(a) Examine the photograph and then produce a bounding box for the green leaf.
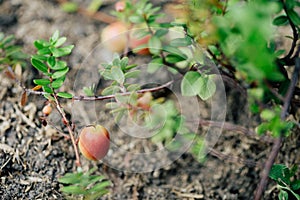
[54,37,67,47]
[181,71,201,96]
[47,56,56,68]
[58,172,83,184]
[51,77,65,89]
[154,29,168,38]
[165,54,186,63]
[111,66,125,84]
[31,58,48,73]
[57,92,73,98]
[292,180,300,191]
[148,36,162,55]
[60,185,87,195]
[273,15,289,26]
[50,30,59,44]
[197,76,216,100]
[50,45,74,57]
[52,60,67,70]
[33,79,50,86]
[170,37,192,47]
[129,15,145,23]
[37,47,51,55]
[34,39,50,49]
[127,84,140,91]
[60,2,79,13]
[278,190,288,200]
[101,85,120,95]
[52,67,69,79]
[124,70,141,79]
[269,164,291,186]
[31,55,48,61]
[147,57,163,73]
[87,181,111,193]
[43,85,53,94]
[288,9,300,25]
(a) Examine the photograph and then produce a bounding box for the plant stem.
[254,47,300,199]
[53,94,81,167]
[73,80,173,101]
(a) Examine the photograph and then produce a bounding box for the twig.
[254,46,300,200]
[73,80,173,101]
[53,94,81,167]
[208,148,259,167]
[197,119,274,143]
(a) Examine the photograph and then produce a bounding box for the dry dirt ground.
[0,0,299,199]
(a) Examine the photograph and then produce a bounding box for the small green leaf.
[60,185,87,195]
[292,180,300,191]
[197,76,216,100]
[31,58,48,73]
[269,164,291,186]
[148,36,162,55]
[165,54,186,63]
[278,190,288,200]
[101,85,120,95]
[34,39,50,49]
[50,30,59,44]
[37,47,51,55]
[124,70,140,79]
[54,37,67,47]
[50,45,74,57]
[52,67,69,79]
[87,181,111,193]
[181,71,201,96]
[273,15,289,26]
[170,37,192,47]
[288,9,300,25]
[47,56,56,68]
[33,79,51,86]
[58,172,83,184]
[43,85,53,94]
[60,2,79,13]
[57,92,73,98]
[111,66,125,84]
[51,77,65,89]
[31,55,48,61]
[129,15,145,23]
[52,60,67,70]
[154,29,168,38]
[147,57,163,73]
[127,84,140,91]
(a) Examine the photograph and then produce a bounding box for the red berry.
[78,125,110,161]
[115,1,126,12]
[101,22,128,52]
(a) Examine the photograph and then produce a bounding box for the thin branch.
[254,46,300,200]
[53,94,81,167]
[197,119,274,143]
[73,80,173,101]
[208,148,260,168]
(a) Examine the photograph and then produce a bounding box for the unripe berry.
[78,125,110,161]
[42,104,52,116]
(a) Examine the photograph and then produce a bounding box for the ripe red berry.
[101,22,128,52]
[78,125,110,161]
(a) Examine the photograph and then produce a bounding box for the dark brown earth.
[0,0,299,199]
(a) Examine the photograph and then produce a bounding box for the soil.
[0,0,299,199]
